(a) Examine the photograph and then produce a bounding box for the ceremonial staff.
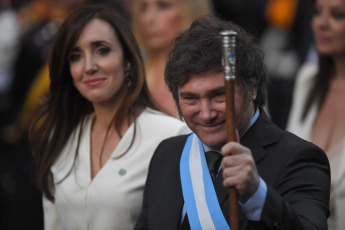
[220,30,239,230]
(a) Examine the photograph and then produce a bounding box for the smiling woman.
[69,19,126,108]
[29,5,190,230]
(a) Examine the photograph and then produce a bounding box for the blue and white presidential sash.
[180,133,230,230]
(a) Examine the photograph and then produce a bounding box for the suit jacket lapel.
[215,169,228,207]
[172,164,185,227]
[241,109,279,164]
[172,135,189,228]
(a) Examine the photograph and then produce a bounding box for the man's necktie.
[181,214,190,230]
[205,150,223,182]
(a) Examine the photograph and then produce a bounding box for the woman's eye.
[69,53,80,62]
[332,11,345,20]
[157,0,172,10]
[98,47,110,55]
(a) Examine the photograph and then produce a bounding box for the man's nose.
[199,100,217,121]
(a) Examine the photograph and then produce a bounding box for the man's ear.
[252,88,258,101]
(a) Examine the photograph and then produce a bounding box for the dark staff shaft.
[225,79,239,230]
[220,30,239,230]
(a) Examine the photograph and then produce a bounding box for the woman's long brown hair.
[301,55,334,120]
[302,0,335,120]
[29,5,155,202]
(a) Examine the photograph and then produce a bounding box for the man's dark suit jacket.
[135,110,330,230]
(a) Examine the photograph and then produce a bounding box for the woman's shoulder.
[295,61,318,85]
[291,61,318,103]
[286,62,318,135]
[139,108,182,123]
[137,108,190,133]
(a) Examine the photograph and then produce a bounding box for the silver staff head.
[220,30,237,81]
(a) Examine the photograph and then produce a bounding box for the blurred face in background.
[312,0,345,57]
[137,0,185,52]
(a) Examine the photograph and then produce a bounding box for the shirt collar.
[240,108,260,138]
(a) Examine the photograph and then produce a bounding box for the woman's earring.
[124,62,132,87]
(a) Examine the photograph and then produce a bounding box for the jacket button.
[273,221,282,229]
[119,168,126,176]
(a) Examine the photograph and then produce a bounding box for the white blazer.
[287,62,345,230]
[43,108,191,230]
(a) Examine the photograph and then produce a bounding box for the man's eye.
[183,97,197,104]
[214,92,225,102]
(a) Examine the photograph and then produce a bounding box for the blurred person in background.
[1,0,86,146]
[1,0,86,229]
[0,2,26,230]
[132,0,214,118]
[287,0,345,229]
[0,5,20,102]
[29,5,189,230]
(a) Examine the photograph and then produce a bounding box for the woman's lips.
[315,34,331,44]
[84,78,106,87]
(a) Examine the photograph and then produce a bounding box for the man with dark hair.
[135,15,330,230]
